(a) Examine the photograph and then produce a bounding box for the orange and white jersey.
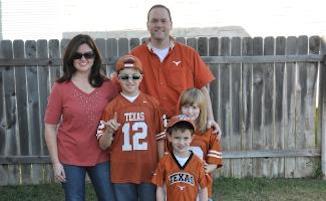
[152,152,210,201]
[99,92,163,184]
[190,128,222,167]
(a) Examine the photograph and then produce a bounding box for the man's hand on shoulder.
[207,119,221,140]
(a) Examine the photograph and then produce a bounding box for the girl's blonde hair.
[179,88,208,133]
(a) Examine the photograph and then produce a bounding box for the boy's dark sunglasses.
[72,52,95,60]
[119,74,141,81]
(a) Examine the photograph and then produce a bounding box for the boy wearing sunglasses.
[96,54,165,201]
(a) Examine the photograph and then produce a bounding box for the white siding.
[2,0,63,40]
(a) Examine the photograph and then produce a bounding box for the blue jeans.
[62,161,115,201]
[113,182,156,201]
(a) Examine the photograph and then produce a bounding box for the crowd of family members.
[44,4,223,201]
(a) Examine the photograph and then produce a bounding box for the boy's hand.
[204,162,217,173]
[104,112,121,133]
[98,112,120,150]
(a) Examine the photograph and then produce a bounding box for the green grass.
[0,178,325,201]
[214,177,326,201]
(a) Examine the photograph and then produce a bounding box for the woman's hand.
[53,162,66,182]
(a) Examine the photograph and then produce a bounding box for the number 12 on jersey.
[121,122,148,151]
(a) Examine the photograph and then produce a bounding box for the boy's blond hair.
[179,88,208,133]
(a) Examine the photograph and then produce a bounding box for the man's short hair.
[147,4,172,22]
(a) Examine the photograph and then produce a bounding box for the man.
[130,4,220,135]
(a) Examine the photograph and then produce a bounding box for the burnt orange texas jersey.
[152,152,210,201]
[101,92,163,183]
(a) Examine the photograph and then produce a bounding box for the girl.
[178,88,223,201]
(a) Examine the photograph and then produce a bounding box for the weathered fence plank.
[230,37,241,178]
[13,40,28,156]
[262,37,275,177]
[219,37,231,177]
[284,36,297,178]
[320,38,326,179]
[0,63,4,157]
[95,38,107,76]
[13,40,30,184]
[95,38,106,61]
[118,38,129,56]
[36,40,50,184]
[241,37,253,177]
[187,38,197,49]
[37,40,49,157]
[208,37,219,126]
[25,40,43,184]
[130,38,140,50]
[48,40,60,87]
[106,38,118,76]
[252,37,264,177]
[274,36,286,177]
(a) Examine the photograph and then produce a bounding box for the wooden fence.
[0,35,325,185]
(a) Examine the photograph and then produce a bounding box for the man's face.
[147,7,172,41]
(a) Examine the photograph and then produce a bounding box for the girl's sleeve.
[44,83,63,124]
[207,131,223,168]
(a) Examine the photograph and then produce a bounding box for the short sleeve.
[207,131,223,167]
[44,82,63,124]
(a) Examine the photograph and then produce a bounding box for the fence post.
[321,37,326,179]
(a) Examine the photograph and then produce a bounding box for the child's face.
[168,129,193,157]
[118,68,143,96]
[181,104,200,122]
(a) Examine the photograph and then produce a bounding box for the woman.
[44,34,117,201]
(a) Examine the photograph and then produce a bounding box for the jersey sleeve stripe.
[208,150,222,155]
[207,153,222,159]
[156,132,166,140]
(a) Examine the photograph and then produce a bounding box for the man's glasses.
[118,74,142,81]
[72,51,95,60]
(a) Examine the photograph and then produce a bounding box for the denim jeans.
[113,182,156,201]
[62,161,115,201]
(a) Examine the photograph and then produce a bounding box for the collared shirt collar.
[146,36,175,52]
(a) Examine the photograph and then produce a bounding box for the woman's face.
[72,43,95,74]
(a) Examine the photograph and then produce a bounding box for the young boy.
[152,114,210,201]
[96,54,164,201]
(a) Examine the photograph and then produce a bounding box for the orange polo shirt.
[130,40,215,117]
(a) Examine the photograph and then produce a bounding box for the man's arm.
[200,86,221,138]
